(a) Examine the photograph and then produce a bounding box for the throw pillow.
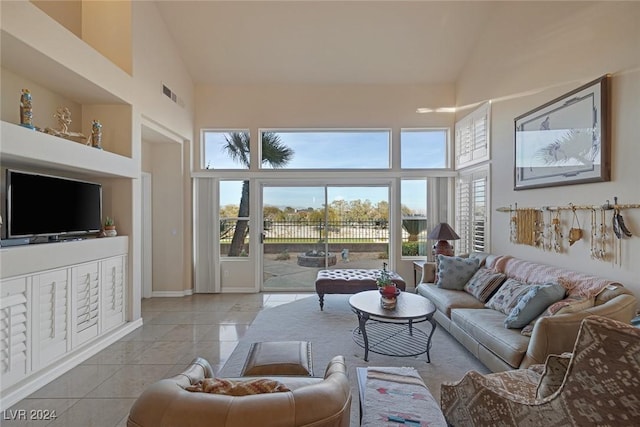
[536,353,572,399]
[435,255,480,290]
[485,278,534,315]
[464,268,508,302]
[186,378,290,396]
[520,297,595,336]
[504,283,566,329]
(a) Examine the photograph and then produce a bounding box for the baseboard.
[151,289,194,297]
[221,287,257,293]
[0,319,143,411]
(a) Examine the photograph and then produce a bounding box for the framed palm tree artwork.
[514,74,610,190]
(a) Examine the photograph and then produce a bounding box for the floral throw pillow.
[464,268,507,302]
[435,255,481,290]
[485,278,534,315]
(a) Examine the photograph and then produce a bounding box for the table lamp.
[427,222,460,258]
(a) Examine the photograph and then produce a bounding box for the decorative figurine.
[19,89,35,129]
[88,120,103,149]
[44,106,86,143]
[53,106,71,134]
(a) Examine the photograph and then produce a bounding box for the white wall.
[456,1,640,298]
[132,1,194,141]
[132,1,196,294]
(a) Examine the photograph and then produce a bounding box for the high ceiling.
[154,1,497,86]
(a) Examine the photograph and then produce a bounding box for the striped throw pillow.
[464,268,507,302]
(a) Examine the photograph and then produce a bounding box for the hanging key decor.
[552,210,563,253]
[496,198,639,265]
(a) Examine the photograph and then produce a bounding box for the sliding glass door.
[261,184,389,292]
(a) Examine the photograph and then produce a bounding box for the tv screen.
[7,169,102,239]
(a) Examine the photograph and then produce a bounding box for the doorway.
[261,184,390,292]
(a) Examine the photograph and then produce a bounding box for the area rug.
[219,294,489,426]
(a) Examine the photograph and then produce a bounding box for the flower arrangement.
[377,265,399,309]
[376,268,393,289]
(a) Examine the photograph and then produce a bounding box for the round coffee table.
[349,290,437,362]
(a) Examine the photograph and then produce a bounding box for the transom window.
[202,130,251,170]
[400,129,448,169]
[260,130,391,169]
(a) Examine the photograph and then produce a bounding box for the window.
[455,166,489,254]
[260,130,391,169]
[455,103,490,169]
[401,179,429,257]
[220,180,250,257]
[401,129,447,168]
[202,130,250,170]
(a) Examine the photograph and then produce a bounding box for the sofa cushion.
[436,255,480,290]
[536,352,572,399]
[416,283,485,318]
[464,268,507,303]
[451,308,530,368]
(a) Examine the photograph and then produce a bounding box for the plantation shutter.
[455,167,489,254]
[456,176,472,254]
[455,103,490,169]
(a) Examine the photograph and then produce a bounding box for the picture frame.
[514,75,610,190]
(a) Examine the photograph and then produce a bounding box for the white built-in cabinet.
[101,256,126,333]
[71,262,101,347]
[0,240,128,390]
[0,277,30,390]
[0,1,140,408]
[31,269,71,370]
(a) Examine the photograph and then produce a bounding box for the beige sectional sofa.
[416,253,637,372]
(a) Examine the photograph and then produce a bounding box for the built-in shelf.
[1,121,137,178]
[0,2,132,106]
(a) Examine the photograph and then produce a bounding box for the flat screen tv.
[6,169,103,239]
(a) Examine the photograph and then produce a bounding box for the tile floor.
[2,293,313,427]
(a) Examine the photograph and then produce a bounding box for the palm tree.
[223,132,293,256]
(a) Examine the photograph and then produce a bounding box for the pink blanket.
[493,256,618,299]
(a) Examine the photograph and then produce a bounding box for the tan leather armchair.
[127,355,351,427]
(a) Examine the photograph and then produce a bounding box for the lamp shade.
[427,223,460,241]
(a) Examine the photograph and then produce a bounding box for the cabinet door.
[101,256,126,332]
[0,277,31,389]
[32,269,71,369]
[71,262,100,347]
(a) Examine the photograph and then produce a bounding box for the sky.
[209,130,443,213]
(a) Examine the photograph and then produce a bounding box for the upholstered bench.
[241,341,313,376]
[356,367,446,426]
[315,269,406,310]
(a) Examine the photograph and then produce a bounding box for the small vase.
[104,226,117,237]
[379,286,400,309]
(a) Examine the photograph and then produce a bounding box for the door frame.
[255,178,398,292]
[141,172,152,299]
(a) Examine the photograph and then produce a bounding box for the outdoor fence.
[263,219,390,243]
[220,219,433,256]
